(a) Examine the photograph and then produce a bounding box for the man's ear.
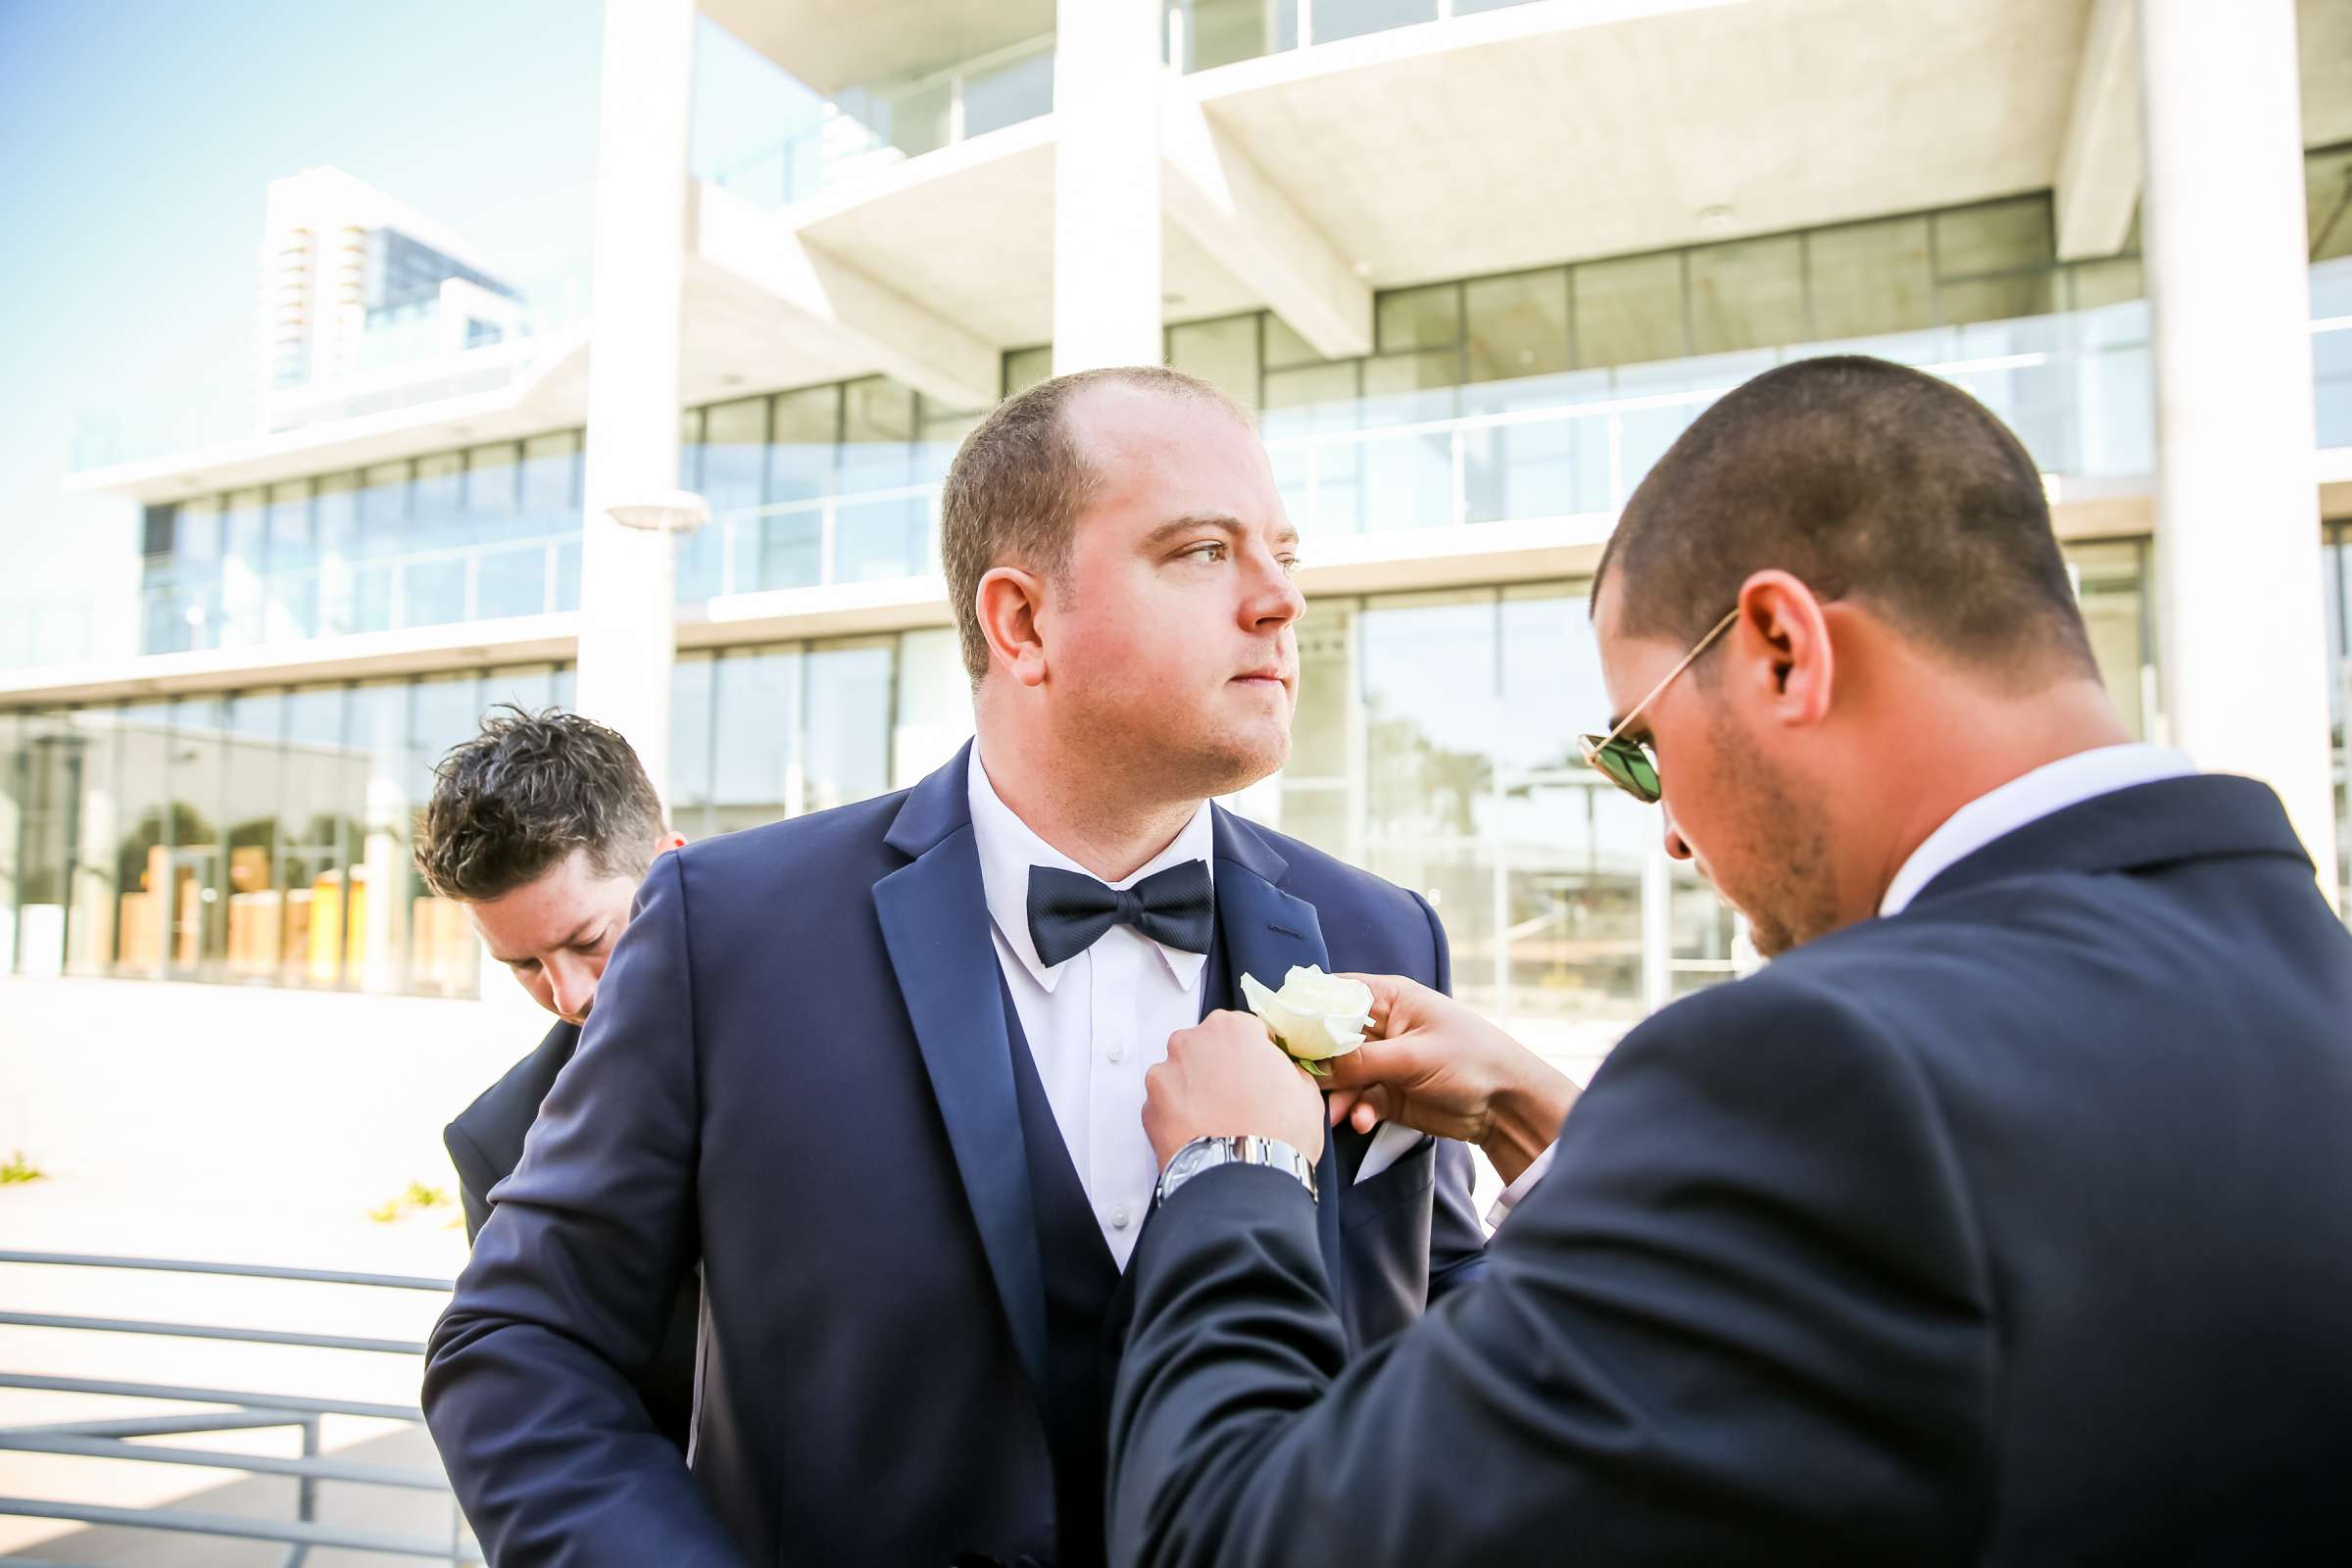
[1735,569,1835,727]
[976,564,1051,688]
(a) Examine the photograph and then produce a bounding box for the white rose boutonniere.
[1239,964,1374,1077]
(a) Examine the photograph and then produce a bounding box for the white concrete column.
[2138,0,2339,907]
[1053,0,1164,371]
[575,0,695,803]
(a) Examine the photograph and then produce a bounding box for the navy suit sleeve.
[1413,890,1487,1298]
[442,1120,495,1247]
[424,855,737,1566]
[1109,980,1997,1565]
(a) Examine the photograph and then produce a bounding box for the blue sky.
[0,1,808,590]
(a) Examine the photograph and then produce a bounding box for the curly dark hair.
[413,706,666,902]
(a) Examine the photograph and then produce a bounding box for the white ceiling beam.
[693,182,1003,409]
[1161,93,1373,360]
[2055,0,2142,261]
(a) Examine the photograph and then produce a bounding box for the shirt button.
[1108,1203,1133,1230]
[1105,1040,1127,1063]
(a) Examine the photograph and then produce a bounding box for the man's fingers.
[1337,972,1420,1039]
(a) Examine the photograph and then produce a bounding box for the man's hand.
[1321,974,1578,1186]
[1147,1010,1328,1168]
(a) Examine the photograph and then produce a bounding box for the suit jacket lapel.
[873,744,1050,1402]
[1210,807,1349,1308]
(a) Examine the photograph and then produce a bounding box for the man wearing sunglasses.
[1107,355,2352,1563]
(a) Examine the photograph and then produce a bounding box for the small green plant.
[2,1150,49,1185]
[370,1180,456,1223]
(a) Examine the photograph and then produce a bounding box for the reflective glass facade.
[675,378,981,600]
[139,434,586,654]
[1,543,2154,1016]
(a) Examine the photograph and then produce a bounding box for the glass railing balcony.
[1166,0,1544,72]
[707,35,1055,213]
[134,532,581,659]
[676,482,941,603]
[1262,302,2163,541]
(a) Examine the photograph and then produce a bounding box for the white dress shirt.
[968,745,1215,1269]
[1487,743,2197,1228]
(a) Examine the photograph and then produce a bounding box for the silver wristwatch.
[1155,1135,1319,1206]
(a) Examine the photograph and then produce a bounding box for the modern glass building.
[7,0,2348,1077]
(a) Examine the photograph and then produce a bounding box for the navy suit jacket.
[443,1020,702,1451]
[423,744,1485,1567]
[1108,774,2352,1564]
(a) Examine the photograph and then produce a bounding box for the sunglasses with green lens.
[1578,607,1739,804]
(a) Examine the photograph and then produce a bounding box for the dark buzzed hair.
[414,706,666,903]
[940,365,1253,683]
[1593,356,2094,678]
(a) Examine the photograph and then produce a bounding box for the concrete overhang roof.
[699,0,1054,94]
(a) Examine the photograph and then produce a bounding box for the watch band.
[1154,1134,1319,1207]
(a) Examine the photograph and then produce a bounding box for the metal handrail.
[0,1250,469,1565]
[0,1250,453,1292]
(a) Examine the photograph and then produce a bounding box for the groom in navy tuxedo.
[423,366,1486,1567]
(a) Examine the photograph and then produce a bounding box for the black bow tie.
[1026,859,1213,968]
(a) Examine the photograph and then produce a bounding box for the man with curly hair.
[415,705,696,1451]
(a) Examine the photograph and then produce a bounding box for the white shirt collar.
[1879,743,2196,917]
[966,740,1216,994]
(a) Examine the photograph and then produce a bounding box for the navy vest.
[997,930,1236,1568]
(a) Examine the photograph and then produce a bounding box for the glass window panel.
[962,45,1054,137]
[314,475,360,639]
[1261,314,1325,369]
[221,692,285,983]
[359,463,410,558]
[1286,599,1355,782]
[411,453,465,545]
[1178,0,1277,69]
[712,648,804,831]
[346,680,416,994]
[1498,583,1665,1034]
[2306,145,2352,263]
[1688,237,1805,355]
[520,431,582,523]
[164,697,229,979]
[463,444,519,531]
[1933,198,2053,278]
[481,664,558,715]
[1262,361,1358,414]
[47,714,115,982]
[893,626,974,788]
[263,481,318,641]
[671,653,716,839]
[690,397,770,601]
[110,703,172,979]
[2067,257,2144,310]
[1360,591,1497,847]
[407,673,482,996]
[2069,540,2149,742]
[1362,347,1462,405]
[1312,0,1439,43]
[1465,271,1570,384]
[14,712,77,978]
[1376,285,1460,354]
[769,385,841,502]
[1806,218,1935,341]
[1937,272,2055,327]
[802,640,895,813]
[1004,345,1054,397]
[882,76,952,159]
[0,712,18,975]
[916,402,983,484]
[1573,252,1688,368]
[1168,316,1262,412]
[278,685,352,989]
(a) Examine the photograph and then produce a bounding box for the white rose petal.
[1240,965,1374,1073]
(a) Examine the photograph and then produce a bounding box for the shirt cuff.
[1483,1141,1557,1230]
